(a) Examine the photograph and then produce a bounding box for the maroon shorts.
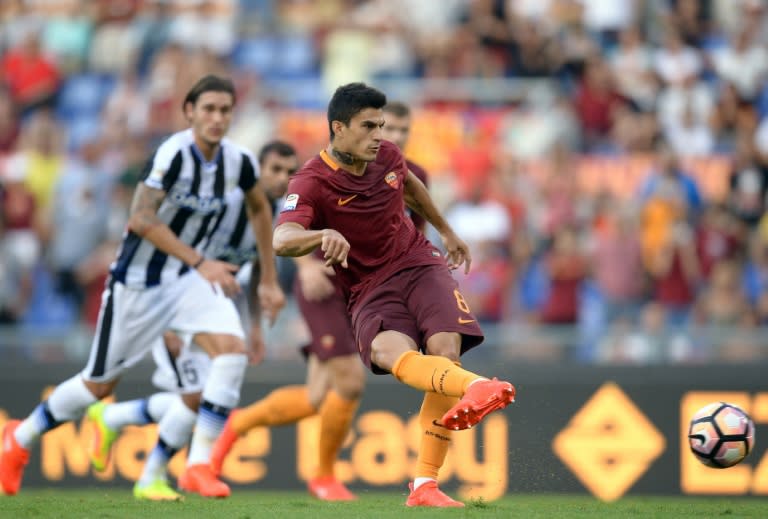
[352,264,484,374]
[293,278,357,362]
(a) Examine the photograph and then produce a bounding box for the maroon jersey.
[406,159,428,232]
[277,140,445,310]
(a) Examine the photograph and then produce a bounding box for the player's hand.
[321,229,350,268]
[298,258,336,302]
[441,230,472,274]
[247,323,265,365]
[258,279,285,325]
[196,259,241,297]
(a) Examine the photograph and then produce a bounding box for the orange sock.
[415,391,458,479]
[392,351,482,397]
[316,391,359,478]
[231,385,316,434]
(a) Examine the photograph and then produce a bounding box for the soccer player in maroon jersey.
[273,83,515,508]
[213,106,432,500]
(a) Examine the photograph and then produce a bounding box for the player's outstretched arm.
[293,254,336,302]
[273,223,349,268]
[245,184,286,321]
[128,183,202,266]
[245,262,266,364]
[403,171,472,273]
[128,183,241,294]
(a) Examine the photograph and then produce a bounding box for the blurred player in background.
[0,75,285,497]
[84,140,298,501]
[381,101,429,233]
[272,82,515,508]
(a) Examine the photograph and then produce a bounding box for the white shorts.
[150,334,211,394]
[149,292,252,394]
[146,265,254,394]
[82,271,244,382]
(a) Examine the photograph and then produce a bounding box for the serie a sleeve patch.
[282,193,299,211]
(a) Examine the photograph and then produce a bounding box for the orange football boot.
[405,481,464,507]
[307,476,357,501]
[210,411,240,477]
[441,378,515,431]
[0,420,29,496]
[178,464,230,498]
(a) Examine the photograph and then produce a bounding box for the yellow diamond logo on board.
[552,382,666,502]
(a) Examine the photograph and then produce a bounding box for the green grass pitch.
[2,490,768,518]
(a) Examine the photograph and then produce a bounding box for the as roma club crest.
[385,172,399,189]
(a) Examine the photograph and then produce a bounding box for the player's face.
[334,108,384,162]
[186,91,234,147]
[382,113,411,150]
[259,152,298,201]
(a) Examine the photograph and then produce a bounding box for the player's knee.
[335,375,364,401]
[333,359,365,400]
[84,379,118,400]
[371,330,419,372]
[182,392,202,411]
[208,335,247,357]
[307,384,326,410]
[425,332,461,361]
[370,343,407,373]
[308,393,324,410]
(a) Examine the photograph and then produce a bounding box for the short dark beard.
[331,148,355,165]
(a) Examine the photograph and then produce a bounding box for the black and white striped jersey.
[202,189,279,267]
[110,128,259,287]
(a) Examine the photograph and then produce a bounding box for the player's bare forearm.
[273,223,325,257]
[128,183,201,266]
[404,170,451,235]
[246,186,278,282]
[248,261,262,321]
[128,183,166,234]
[405,171,472,272]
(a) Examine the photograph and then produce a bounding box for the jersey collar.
[320,149,340,171]
[191,139,223,169]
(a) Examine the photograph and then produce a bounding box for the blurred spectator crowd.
[2,0,768,365]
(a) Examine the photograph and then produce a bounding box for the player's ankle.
[466,377,489,390]
[413,477,436,490]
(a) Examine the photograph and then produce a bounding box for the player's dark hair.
[327,82,387,140]
[383,101,410,118]
[182,75,236,111]
[258,140,296,165]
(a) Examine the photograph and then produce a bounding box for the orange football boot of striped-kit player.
[0,420,29,496]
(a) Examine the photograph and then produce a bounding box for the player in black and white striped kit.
[0,76,285,498]
[80,141,298,501]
